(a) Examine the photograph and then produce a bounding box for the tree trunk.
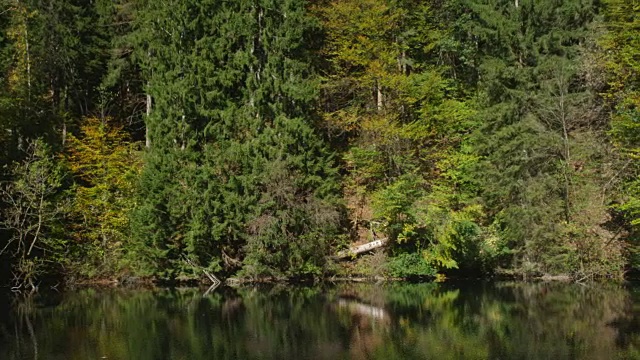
[337,238,388,259]
[62,122,67,146]
[376,81,383,112]
[145,93,151,148]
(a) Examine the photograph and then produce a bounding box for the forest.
[0,0,638,289]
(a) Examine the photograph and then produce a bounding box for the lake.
[1,281,639,359]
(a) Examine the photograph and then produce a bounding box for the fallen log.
[336,238,388,259]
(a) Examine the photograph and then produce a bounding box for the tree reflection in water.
[1,282,640,359]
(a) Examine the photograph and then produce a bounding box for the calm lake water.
[1,282,640,359]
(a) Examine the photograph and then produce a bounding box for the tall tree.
[132,0,341,280]
[467,0,623,276]
[64,116,140,277]
[317,0,482,275]
[98,0,148,143]
[0,0,122,284]
[602,0,640,227]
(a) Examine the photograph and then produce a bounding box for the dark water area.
[1,282,640,359]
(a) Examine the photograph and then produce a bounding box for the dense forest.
[0,0,638,289]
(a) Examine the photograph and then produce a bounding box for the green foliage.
[463,0,625,277]
[371,175,422,240]
[0,0,637,283]
[318,0,481,275]
[0,139,67,289]
[64,116,141,278]
[602,0,640,229]
[386,252,436,278]
[0,0,129,285]
[131,0,342,280]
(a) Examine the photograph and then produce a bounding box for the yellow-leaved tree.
[65,117,141,277]
[316,0,479,276]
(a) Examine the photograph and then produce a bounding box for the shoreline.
[3,271,628,293]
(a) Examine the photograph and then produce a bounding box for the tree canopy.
[0,0,638,287]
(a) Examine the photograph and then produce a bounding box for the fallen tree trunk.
[336,238,388,259]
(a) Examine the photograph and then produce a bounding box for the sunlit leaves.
[602,0,640,228]
[65,116,140,276]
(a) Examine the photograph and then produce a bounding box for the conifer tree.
[467,0,623,276]
[602,0,640,227]
[132,0,341,279]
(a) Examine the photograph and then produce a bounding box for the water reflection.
[1,282,640,359]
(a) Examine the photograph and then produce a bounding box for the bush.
[386,252,436,278]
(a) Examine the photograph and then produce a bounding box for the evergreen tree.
[5,0,110,143]
[132,0,341,280]
[467,0,623,276]
[602,0,640,227]
[0,0,113,284]
[98,0,149,142]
